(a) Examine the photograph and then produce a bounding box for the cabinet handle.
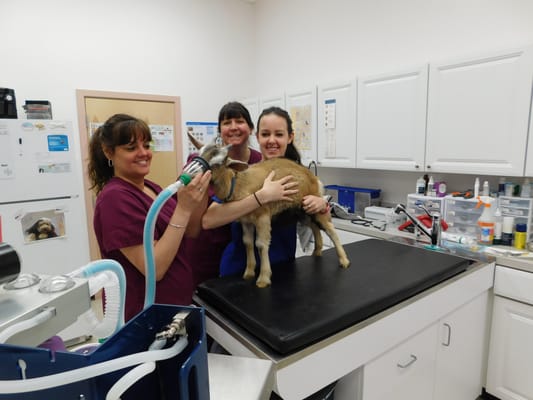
[397,354,417,368]
[415,164,420,169]
[442,323,451,347]
[427,165,431,169]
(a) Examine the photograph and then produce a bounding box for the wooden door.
[76,89,182,260]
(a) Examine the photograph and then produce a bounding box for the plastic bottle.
[482,180,490,196]
[498,177,506,196]
[440,232,477,247]
[416,176,425,194]
[476,196,494,245]
[514,223,527,249]
[423,174,429,195]
[505,182,514,197]
[474,177,480,198]
[501,216,514,246]
[521,178,531,198]
[428,176,436,196]
[493,207,503,245]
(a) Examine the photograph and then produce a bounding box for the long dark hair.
[256,106,301,164]
[217,102,254,133]
[88,114,152,194]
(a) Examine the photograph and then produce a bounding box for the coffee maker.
[0,88,17,118]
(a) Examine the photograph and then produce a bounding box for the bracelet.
[253,192,263,207]
[169,222,185,229]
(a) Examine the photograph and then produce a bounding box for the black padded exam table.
[195,238,473,355]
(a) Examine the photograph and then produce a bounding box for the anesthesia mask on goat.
[190,134,249,172]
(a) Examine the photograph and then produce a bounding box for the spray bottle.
[476,196,495,245]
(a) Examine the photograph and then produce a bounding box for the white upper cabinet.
[259,94,285,111]
[285,87,318,167]
[426,47,533,176]
[357,66,428,171]
[317,80,357,168]
[525,99,533,177]
[241,97,260,150]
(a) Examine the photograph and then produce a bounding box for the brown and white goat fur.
[198,141,350,287]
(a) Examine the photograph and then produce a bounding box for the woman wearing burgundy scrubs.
[88,113,211,321]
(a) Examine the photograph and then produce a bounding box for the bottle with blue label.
[416,176,425,194]
[476,196,494,245]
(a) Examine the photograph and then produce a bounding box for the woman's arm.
[202,171,298,229]
[121,171,211,281]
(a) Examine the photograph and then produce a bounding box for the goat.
[196,139,350,288]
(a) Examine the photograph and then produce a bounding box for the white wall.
[3,0,533,206]
[1,0,256,130]
[254,0,533,92]
[253,0,533,204]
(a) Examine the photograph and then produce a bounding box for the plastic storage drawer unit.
[444,197,483,236]
[407,194,445,217]
[499,196,533,242]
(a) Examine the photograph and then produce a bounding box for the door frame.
[76,89,182,260]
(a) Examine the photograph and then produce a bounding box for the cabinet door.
[362,323,438,400]
[241,97,260,150]
[486,296,533,400]
[525,99,533,176]
[357,66,428,172]
[426,47,533,176]
[317,80,357,168]
[259,94,285,111]
[285,87,318,167]
[433,291,489,400]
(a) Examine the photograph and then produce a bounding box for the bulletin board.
[76,89,182,260]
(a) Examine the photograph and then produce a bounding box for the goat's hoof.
[256,278,271,288]
[340,258,351,268]
[243,270,255,280]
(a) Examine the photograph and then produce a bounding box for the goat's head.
[193,137,249,172]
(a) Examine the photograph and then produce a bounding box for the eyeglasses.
[350,217,387,231]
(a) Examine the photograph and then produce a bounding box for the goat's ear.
[187,132,204,150]
[225,157,249,172]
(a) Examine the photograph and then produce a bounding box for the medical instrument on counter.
[0,156,212,399]
[350,216,387,231]
[330,201,359,220]
[451,190,474,199]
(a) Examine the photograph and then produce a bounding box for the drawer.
[445,197,482,214]
[445,211,480,225]
[499,196,533,209]
[407,194,445,216]
[494,265,533,306]
[363,323,438,400]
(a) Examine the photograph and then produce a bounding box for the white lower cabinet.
[486,295,533,400]
[362,292,489,400]
[363,322,438,400]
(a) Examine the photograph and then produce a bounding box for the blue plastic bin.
[0,304,209,400]
[325,185,381,213]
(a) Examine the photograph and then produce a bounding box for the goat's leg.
[314,214,351,268]
[242,222,257,280]
[254,215,273,288]
[309,222,323,257]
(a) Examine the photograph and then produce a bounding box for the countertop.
[331,217,533,273]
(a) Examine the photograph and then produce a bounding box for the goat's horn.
[187,132,204,150]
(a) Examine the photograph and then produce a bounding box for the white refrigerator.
[0,119,90,276]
